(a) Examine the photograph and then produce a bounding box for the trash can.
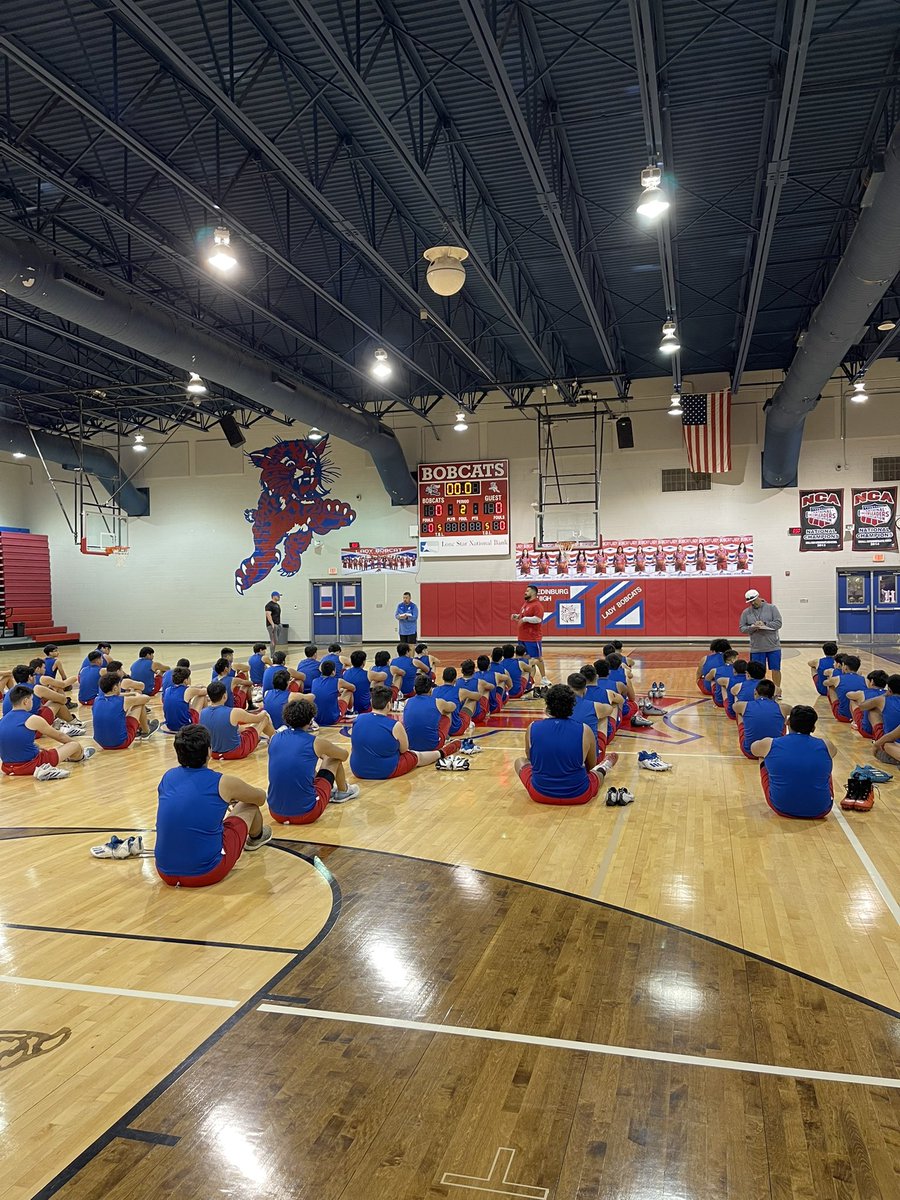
[276,623,290,647]
[13,622,25,638]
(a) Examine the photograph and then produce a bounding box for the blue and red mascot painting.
[235,435,356,594]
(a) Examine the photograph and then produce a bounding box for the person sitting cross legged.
[734,679,790,759]
[262,651,304,695]
[200,681,276,761]
[343,649,376,715]
[402,674,462,757]
[712,648,739,710]
[93,673,158,749]
[808,641,839,697]
[697,638,732,696]
[154,723,272,887]
[311,659,355,726]
[751,705,835,819]
[434,666,478,744]
[514,683,614,805]
[263,668,296,730]
[846,669,888,740]
[129,646,170,696]
[162,666,208,732]
[267,696,359,824]
[0,684,95,779]
[823,653,865,723]
[349,684,442,779]
[568,672,617,769]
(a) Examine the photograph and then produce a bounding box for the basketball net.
[105,545,130,568]
[557,541,574,554]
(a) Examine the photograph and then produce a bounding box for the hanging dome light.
[453,412,469,432]
[307,427,324,441]
[659,320,681,354]
[186,372,207,396]
[424,246,469,296]
[371,348,391,380]
[668,392,683,416]
[133,433,147,453]
[637,166,670,218]
[208,227,237,271]
[851,380,868,403]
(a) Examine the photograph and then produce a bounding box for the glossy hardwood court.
[3,641,900,1198]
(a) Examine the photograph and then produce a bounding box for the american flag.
[681,390,732,473]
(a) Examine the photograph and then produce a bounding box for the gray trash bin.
[275,623,290,647]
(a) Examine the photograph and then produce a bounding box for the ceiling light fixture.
[208,226,237,271]
[12,451,25,458]
[668,391,683,416]
[636,166,670,219]
[371,348,392,381]
[453,412,469,432]
[877,319,897,332]
[186,372,207,396]
[423,245,469,296]
[659,320,681,354]
[307,427,324,441]
[133,433,148,453]
[851,380,868,403]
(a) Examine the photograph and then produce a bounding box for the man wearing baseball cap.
[265,591,284,652]
[739,588,783,692]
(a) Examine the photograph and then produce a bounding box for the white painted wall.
[9,362,900,644]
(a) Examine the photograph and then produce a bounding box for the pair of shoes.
[606,787,635,806]
[35,763,70,781]
[841,792,875,812]
[648,681,660,699]
[641,701,665,716]
[245,825,273,851]
[330,784,360,804]
[137,719,161,740]
[854,764,892,783]
[90,834,143,859]
[638,750,672,772]
[630,714,654,728]
[436,754,470,771]
[458,738,483,755]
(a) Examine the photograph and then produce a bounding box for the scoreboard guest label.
[418,459,510,557]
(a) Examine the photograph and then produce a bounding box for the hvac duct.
[762,120,900,487]
[0,234,417,505]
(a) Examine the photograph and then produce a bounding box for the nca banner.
[799,489,843,551]
[852,487,898,552]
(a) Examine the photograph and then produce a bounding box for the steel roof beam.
[731,0,816,392]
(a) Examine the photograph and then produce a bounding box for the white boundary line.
[257,1004,900,1089]
[588,805,629,898]
[0,974,240,1008]
[832,808,900,926]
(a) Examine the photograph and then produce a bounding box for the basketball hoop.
[105,545,130,567]
[557,541,574,554]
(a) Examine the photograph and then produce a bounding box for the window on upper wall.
[873,456,900,482]
[661,468,711,493]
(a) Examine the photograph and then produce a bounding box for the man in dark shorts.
[154,724,271,888]
[265,591,283,651]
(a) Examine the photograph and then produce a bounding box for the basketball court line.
[256,1003,900,1090]
[832,808,900,926]
[588,805,630,898]
[0,973,241,1007]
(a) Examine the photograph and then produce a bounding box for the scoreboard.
[417,459,510,558]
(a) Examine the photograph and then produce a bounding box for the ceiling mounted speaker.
[219,413,246,448]
[616,417,634,449]
[423,245,469,296]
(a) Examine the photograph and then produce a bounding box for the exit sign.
[788,527,801,536]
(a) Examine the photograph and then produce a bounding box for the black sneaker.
[616,788,635,806]
[139,718,160,739]
[606,786,618,806]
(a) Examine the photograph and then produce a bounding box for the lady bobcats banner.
[852,487,898,552]
[799,489,843,551]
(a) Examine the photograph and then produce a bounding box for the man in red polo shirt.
[511,585,549,692]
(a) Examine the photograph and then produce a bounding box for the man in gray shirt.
[739,588,783,691]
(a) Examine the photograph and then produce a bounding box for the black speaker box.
[219,413,246,448]
[616,416,634,449]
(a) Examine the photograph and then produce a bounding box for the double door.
[311,579,363,642]
[837,570,900,643]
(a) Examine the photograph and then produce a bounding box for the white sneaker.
[35,763,70,781]
[80,747,97,763]
[436,754,470,771]
[90,835,131,858]
[60,722,87,736]
[638,751,672,772]
[330,784,360,804]
[458,738,483,755]
[308,720,320,732]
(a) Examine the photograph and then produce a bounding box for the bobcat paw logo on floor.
[0,1027,71,1071]
[235,436,356,594]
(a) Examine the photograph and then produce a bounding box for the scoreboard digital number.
[417,459,510,558]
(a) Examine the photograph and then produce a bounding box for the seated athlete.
[129,646,170,696]
[262,650,303,694]
[514,683,613,806]
[696,638,732,696]
[296,645,322,693]
[846,670,889,740]
[343,650,375,714]
[349,684,442,779]
[402,674,462,755]
[370,650,392,692]
[321,643,344,677]
[311,659,354,725]
[458,659,491,724]
[263,669,296,729]
[78,650,105,707]
[722,658,748,720]
[587,661,625,745]
[857,674,900,755]
[81,642,111,671]
[102,660,146,693]
[488,647,513,708]
[734,679,790,759]
[751,705,835,819]
[217,648,255,709]
[154,724,271,888]
[514,644,539,696]
[730,660,766,711]
[42,644,73,689]
[93,673,158,749]
[162,666,207,731]
[413,643,439,679]
[602,653,652,730]
[0,685,95,779]
[199,682,276,761]
[434,666,478,742]
[267,697,359,824]
[161,658,190,696]
[823,653,865,722]
[390,643,418,702]
[808,641,838,697]
[500,644,525,698]
[711,648,739,709]
[2,663,76,728]
[248,644,271,690]
[472,655,500,714]
[568,672,616,765]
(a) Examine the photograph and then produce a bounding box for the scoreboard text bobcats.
[418,459,510,558]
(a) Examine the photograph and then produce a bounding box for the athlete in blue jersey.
[859,674,900,753]
[248,644,271,687]
[343,650,375,714]
[587,661,626,743]
[696,639,731,696]
[129,646,170,696]
[81,642,111,671]
[807,641,838,697]
[162,666,207,732]
[93,674,157,749]
[78,650,105,707]
[369,650,392,691]
[0,685,93,778]
[734,680,789,758]
[200,682,275,760]
[873,676,900,766]
[389,644,418,700]
[824,654,865,722]
[514,644,539,696]
[263,670,296,729]
[216,648,255,709]
[434,667,478,739]
[267,696,358,824]
[349,685,442,779]
[457,660,491,725]
[155,724,271,886]
[723,659,748,720]
[568,673,616,762]
[321,644,344,678]
[41,644,72,688]
[514,684,613,805]
[296,645,322,693]
[751,706,835,819]
[846,670,888,740]
[262,651,303,694]
[2,663,72,726]
[413,643,439,680]
[311,660,354,725]
[730,660,766,710]
[402,675,462,754]
[160,658,189,697]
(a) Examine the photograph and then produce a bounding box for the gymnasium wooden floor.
[3,641,900,1198]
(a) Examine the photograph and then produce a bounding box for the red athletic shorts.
[517,763,600,806]
[473,696,490,726]
[697,679,712,696]
[212,726,260,760]
[456,710,472,736]
[149,675,162,697]
[270,775,333,825]
[389,750,419,778]
[103,715,140,751]
[851,709,883,740]
[156,815,249,886]
[831,699,850,723]
[2,747,60,776]
[39,705,54,724]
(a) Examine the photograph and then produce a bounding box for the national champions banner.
[799,489,843,551]
[852,487,898,552]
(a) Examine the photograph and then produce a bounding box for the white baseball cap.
[744,588,760,601]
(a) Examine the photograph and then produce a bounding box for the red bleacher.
[0,532,79,645]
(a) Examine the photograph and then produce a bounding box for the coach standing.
[739,587,783,692]
[395,591,419,642]
[265,591,283,651]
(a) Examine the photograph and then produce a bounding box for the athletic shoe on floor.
[436,754,470,771]
[649,682,659,699]
[658,683,666,698]
[853,764,892,783]
[309,720,320,732]
[606,787,618,807]
[35,763,70,781]
[841,793,875,812]
[245,825,273,851]
[458,738,483,755]
[331,784,360,804]
[90,835,131,858]
[138,719,160,740]
[59,722,87,736]
[630,715,654,728]
[874,748,897,766]
[66,699,78,711]
[127,835,144,856]
[342,712,358,722]
[339,726,352,738]
[80,747,97,763]
[642,702,665,716]
[638,750,672,772]
[615,788,635,806]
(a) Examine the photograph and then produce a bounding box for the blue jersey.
[699,652,724,680]
[741,698,785,752]
[248,653,267,686]
[814,655,836,696]
[3,682,39,716]
[93,693,128,747]
[43,656,59,680]
[262,664,286,693]
[834,672,865,719]
[0,709,38,764]
[608,666,628,690]
[343,667,371,713]
[734,678,759,706]
[713,663,735,706]
[163,685,194,731]
[573,696,600,742]
[434,684,463,734]
[200,706,239,754]
[725,675,747,717]
[267,726,321,819]
[155,766,228,877]
[502,657,522,693]
[402,694,444,751]
[529,717,590,799]
[160,669,175,695]
[416,654,433,678]
[321,653,343,677]
[263,687,291,729]
[882,694,900,735]
[763,734,833,818]
[391,655,417,696]
[130,658,156,693]
[311,675,342,725]
[296,658,321,692]
[78,665,103,704]
[211,667,235,708]
[857,687,885,734]
[350,712,400,779]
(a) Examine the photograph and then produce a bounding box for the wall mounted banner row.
[799,488,898,553]
[515,537,754,580]
[340,546,417,572]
